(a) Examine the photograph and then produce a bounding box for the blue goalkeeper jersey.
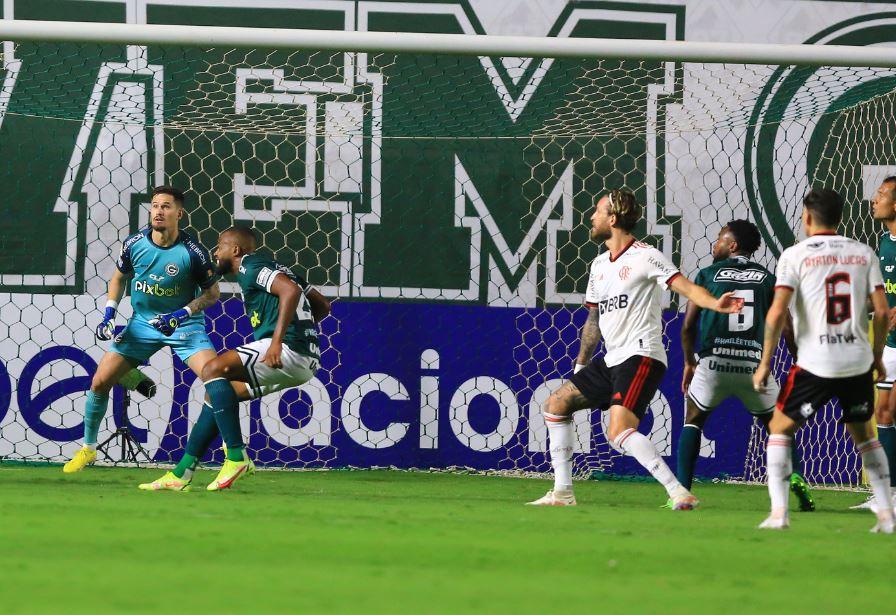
[116,228,218,324]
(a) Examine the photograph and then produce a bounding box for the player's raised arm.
[669,275,744,314]
[95,267,131,341]
[573,306,601,374]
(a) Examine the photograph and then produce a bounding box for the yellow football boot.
[62,447,97,473]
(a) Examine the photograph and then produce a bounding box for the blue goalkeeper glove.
[95,301,117,341]
[149,308,192,336]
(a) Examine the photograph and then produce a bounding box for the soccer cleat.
[758,515,790,530]
[850,494,877,511]
[870,514,895,534]
[222,444,256,477]
[850,493,896,514]
[526,490,577,506]
[790,473,816,512]
[671,493,699,511]
[138,471,192,492]
[207,459,252,491]
[63,447,97,473]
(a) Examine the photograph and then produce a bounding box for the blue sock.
[83,391,109,446]
[206,378,244,461]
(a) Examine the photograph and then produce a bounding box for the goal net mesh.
[0,38,893,487]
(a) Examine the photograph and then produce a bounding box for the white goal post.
[0,18,894,488]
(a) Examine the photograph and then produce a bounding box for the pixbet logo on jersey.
[134,280,181,297]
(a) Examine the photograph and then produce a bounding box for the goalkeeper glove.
[95,301,117,341]
[149,307,192,336]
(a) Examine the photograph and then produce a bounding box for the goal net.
[1,22,894,487]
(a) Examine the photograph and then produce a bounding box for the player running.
[677,220,814,511]
[139,225,329,491]
[63,186,220,473]
[754,188,894,532]
[852,176,896,512]
[528,189,742,509]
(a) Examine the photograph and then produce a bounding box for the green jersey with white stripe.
[236,253,320,358]
[693,256,776,364]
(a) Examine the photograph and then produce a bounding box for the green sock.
[877,425,896,487]
[171,402,220,479]
[172,454,198,480]
[676,424,701,490]
[206,378,245,461]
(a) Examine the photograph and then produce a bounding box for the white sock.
[766,435,792,517]
[84,443,97,452]
[545,412,574,492]
[857,439,894,521]
[181,467,194,481]
[613,428,686,498]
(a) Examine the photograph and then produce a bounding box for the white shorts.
[876,345,896,390]
[687,356,778,415]
[236,338,320,400]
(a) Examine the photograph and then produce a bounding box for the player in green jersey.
[140,226,330,491]
[853,176,896,511]
[677,220,814,510]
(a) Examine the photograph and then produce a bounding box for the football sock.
[545,412,574,492]
[206,378,245,461]
[676,423,701,490]
[173,402,219,479]
[172,454,198,481]
[83,391,109,446]
[766,435,792,517]
[876,424,896,487]
[614,428,686,498]
[857,439,893,518]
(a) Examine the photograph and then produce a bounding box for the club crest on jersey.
[618,266,631,280]
[165,263,179,276]
[886,266,895,273]
[713,268,768,283]
[800,403,815,418]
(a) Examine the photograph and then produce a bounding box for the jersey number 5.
[824,272,851,324]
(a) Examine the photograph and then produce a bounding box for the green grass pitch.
[0,465,885,614]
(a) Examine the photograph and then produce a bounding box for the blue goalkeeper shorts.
[109,317,215,364]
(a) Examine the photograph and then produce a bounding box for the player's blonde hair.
[607,189,640,232]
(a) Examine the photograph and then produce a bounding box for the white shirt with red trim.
[584,239,680,367]
[775,233,883,378]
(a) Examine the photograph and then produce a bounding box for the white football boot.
[526,489,577,506]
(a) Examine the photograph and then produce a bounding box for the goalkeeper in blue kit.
[139,225,330,491]
[63,186,221,473]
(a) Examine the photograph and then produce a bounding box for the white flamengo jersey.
[775,232,884,378]
[584,239,681,367]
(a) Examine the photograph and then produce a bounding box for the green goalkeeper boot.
[790,473,816,512]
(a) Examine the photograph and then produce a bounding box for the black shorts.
[569,355,666,419]
[776,365,875,424]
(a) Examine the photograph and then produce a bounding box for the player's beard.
[591,226,611,242]
[215,259,233,276]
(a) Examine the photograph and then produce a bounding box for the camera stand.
[96,387,152,463]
